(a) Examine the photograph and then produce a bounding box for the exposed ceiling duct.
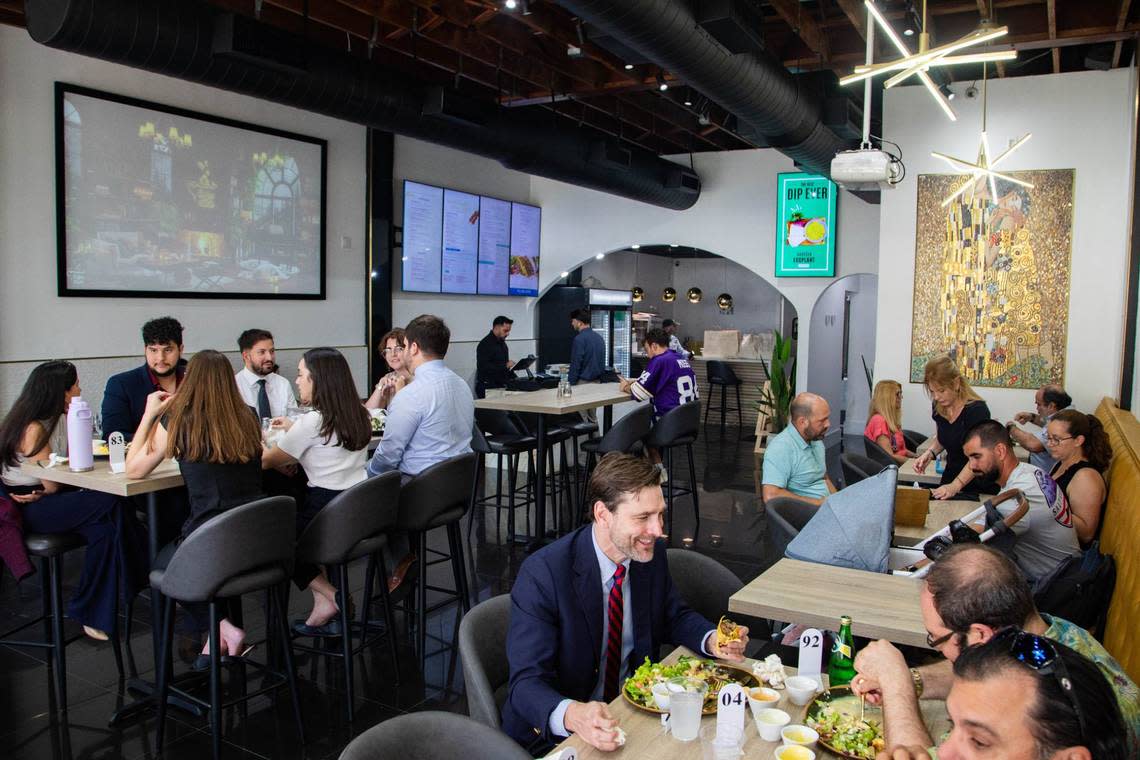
[23,0,701,210]
[554,0,853,177]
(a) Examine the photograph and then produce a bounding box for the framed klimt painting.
[910,169,1074,389]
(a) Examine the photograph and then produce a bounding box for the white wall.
[0,27,368,411]
[876,68,1136,431]
[528,149,882,392]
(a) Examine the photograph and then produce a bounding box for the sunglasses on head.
[994,629,1087,745]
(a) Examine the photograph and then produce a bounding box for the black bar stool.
[578,404,654,523]
[394,452,477,673]
[557,412,599,514]
[150,496,305,760]
[705,360,743,428]
[644,400,702,540]
[291,472,402,723]
[510,413,575,535]
[469,410,539,542]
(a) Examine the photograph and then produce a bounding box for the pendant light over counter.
[686,287,702,304]
[663,287,676,303]
[631,246,643,302]
[716,259,733,312]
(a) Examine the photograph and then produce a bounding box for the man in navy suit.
[503,453,749,753]
[101,316,187,440]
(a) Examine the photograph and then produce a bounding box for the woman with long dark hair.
[1046,409,1113,545]
[126,350,265,664]
[0,360,146,641]
[262,347,370,634]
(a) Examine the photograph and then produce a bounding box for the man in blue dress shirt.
[568,308,606,385]
[367,314,473,478]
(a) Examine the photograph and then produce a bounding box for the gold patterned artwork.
[910,169,1073,389]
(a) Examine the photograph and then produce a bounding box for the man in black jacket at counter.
[475,315,515,398]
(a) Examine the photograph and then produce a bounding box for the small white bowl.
[774,745,816,760]
[651,682,672,711]
[753,708,791,742]
[780,725,820,749]
[748,686,781,712]
[784,675,820,706]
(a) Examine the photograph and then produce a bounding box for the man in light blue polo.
[761,392,836,505]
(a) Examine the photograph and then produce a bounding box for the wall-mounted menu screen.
[401,179,540,296]
[402,181,444,293]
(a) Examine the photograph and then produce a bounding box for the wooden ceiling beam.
[835,0,868,40]
[1113,0,1134,67]
[767,0,830,60]
[818,0,1045,29]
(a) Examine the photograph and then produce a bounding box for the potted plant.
[757,330,796,434]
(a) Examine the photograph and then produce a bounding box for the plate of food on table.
[803,685,886,760]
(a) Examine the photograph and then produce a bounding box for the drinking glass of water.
[667,676,708,742]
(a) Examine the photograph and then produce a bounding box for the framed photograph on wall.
[55,83,327,299]
[774,172,837,278]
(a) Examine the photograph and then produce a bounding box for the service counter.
[689,355,768,429]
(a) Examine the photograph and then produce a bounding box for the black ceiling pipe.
[553,0,852,177]
[24,0,700,210]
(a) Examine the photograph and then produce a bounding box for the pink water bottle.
[67,397,94,472]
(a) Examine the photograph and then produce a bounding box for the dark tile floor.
[0,426,856,760]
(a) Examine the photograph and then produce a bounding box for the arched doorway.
[807,274,879,449]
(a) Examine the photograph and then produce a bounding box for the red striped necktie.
[603,564,627,702]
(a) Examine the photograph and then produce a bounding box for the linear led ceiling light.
[841,1,1017,122]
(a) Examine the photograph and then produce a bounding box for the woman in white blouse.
[263,347,371,635]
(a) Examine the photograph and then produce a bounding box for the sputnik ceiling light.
[840,0,1016,122]
[931,62,1033,207]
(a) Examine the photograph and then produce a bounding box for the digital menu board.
[477,196,511,295]
[400,180,540,296]
[508,202,541,296]
[441,189,479,294]
[401,181,443,293]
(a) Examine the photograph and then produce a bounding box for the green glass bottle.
[828,615,856,688]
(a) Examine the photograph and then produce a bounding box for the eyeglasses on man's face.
[926,629,955,648]
[1045,435,1073,445]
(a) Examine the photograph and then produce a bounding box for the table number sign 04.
[716,682,747,742]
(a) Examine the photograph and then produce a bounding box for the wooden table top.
[474,383,632,415]
[729,559,930,649]
[20,458,184,497]
[896,457,943,487]
[553,645,949,758]
[894,499,981,544]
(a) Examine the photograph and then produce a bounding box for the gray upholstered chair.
[396,452,477,672]
[458,593,512,730]
[292,471,401,722]
[150,496,304,760]
[646,400,702,540]
[863,435,898,468]
[841,452,883,487]
[902,429,927,453]
[665,547,742,624]
[764,496,819,561]
[339,712,532,760]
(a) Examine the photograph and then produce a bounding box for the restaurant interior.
[2,0,1140,758]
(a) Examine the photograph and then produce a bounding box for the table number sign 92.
[797,627,824,679]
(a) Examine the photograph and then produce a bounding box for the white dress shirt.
[366,359,473,477]
[235,367,296,418]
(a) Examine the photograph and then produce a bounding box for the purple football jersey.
[631,352,698,416]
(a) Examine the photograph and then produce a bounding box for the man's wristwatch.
[910,667,924,698]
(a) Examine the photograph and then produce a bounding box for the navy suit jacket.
[100,361,185,440]
[501,525,711,749]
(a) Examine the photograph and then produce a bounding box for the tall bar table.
[474,383,632,550]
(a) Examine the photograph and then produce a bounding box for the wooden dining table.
[728,559,931,649]
[893,498,982,546]
[474,383,632,550]
[551,645,950,758]
[21,457,193,723]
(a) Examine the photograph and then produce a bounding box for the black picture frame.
[55,82,328,299]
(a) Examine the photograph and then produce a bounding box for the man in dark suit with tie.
[101,316,187,440]
[503,453,749,753]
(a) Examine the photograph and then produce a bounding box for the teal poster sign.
[775,172,837,277]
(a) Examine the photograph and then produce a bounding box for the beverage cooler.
[537,286,632,377]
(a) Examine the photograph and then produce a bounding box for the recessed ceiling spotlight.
[595,253,605,260]
[504,0,517,9]
[560,270,569,278]
[656,73,669,91]
[631,244,641,249]
[903,27,914,36]
[669,243,678,248]
[624,63,634,71]
[683,97,693,107]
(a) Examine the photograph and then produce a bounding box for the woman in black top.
[1046,409,1111,546]
[912,356,991,499]
[127,350,264,664]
